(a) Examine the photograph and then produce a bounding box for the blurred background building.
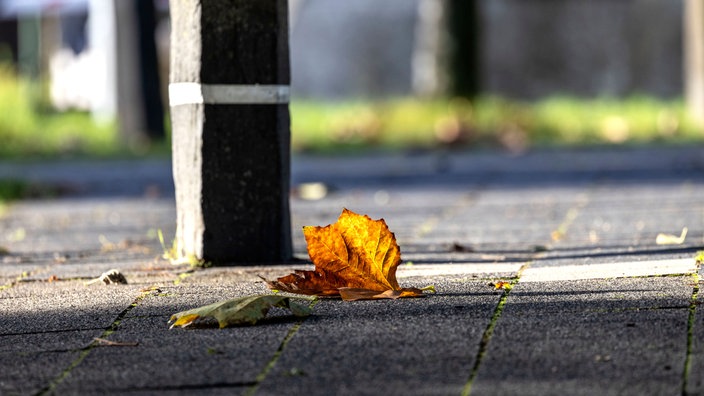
[0,0,687,100]
[290,0,682,99]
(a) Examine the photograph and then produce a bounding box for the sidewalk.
[1,146,703,395]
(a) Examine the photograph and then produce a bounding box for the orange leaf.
[338,287,425,301]
[265,208,422,301]
[492,281,512,290]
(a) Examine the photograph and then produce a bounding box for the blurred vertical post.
[169,0,292,265]
[114,0,165,146]
[685,0,704,125]
[17,14,40,79]
[412,0,447,97]
[447,0,480,98]
[88,0,117,123]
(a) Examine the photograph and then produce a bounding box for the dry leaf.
[550,230,564,242]
[84,269,127,285]
[169,295,313,329]
[265,208,426,301]
[450,242,474,253]
[656,227,687,245]
[492,281,512,290]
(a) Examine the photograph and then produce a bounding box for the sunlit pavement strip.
[396,263,523,278]
[394,259,699,282]
[520,258,698,282]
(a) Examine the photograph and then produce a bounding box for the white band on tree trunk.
[169,83,290,106]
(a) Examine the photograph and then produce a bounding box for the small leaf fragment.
[450,242,474,252]
[656,227,688,245]
[492,281,512,290]
[420,285,436,294]
[169,295,314,329]
[84,269,128,286]
[695,251,704,266]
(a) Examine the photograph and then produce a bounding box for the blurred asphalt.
[1,145,703,395]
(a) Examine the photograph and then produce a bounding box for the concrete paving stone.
[424,202,581,246]
[475,182,592,199]
[12,260,165,283]
[0,261,180,294]
[401,242,545,259]
[0,198,175,255]
[515,277,693,311]
[555,230,699,250]
[569,204,701,225]
[0,281,150,395]
[687,298,704,395]
[579,193,703,212]
[458,204,576,225]
[291,187,465,216]
[566,209,702,244]
[257,280,500,396]
[471,277,693,395]
[51,315,293,395]
[521,258,698,282]
[0,329,100,352]
[0,350,83,396]
[182,266,313,286]
[399,251,531,268]
[430,227,555,247]
[44,280,305,394]
[571,206,698,227]
[0,330,97,395]
[685,258,704,395]
[91,262,184,283]
[472,309,687,396]
[531,246,701,269]
[0,281,145,334]
[0,261,52,283]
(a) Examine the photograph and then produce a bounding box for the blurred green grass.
[0,64,702,158]
[291,96,704,153]
[0,66,123,158]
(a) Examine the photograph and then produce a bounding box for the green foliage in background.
[0,179,27,202]
[0,64,702,158]
[0,65,119,158]
[291,96,704,153]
